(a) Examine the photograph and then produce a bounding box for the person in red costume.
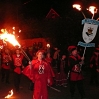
[45,53,52,65]
[23,50,54,99]
[1,48,12,84]
[90,47,99,86]
[45,52,55,85]
[55,55,67,87]
[12,49,24,92]
[68,46,87,99]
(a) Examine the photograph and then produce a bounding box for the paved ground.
[0,69,99,99]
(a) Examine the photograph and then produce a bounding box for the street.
[0,70,99,99]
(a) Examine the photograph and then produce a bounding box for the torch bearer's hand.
[47,79,51,85]
[80,57,84,65]
[81,57,84,61]
[29,61,31,65]
[29,61,32,69]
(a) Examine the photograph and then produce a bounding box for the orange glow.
[0,29,21,47]
[47,43,50,48]
[5,89,13,98]
[88,6,97,14]
[73,4,81,11]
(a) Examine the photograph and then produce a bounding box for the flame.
[88,6,97,14]
[0,29,21,47]
[73,4,81,11]
[13,31,15,34]
[5,89,13,98]
[1,29,7,33]
[12,27,15,30]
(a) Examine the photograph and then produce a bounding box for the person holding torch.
[23,50,54,99]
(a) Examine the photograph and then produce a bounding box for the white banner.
[82,23,98,43]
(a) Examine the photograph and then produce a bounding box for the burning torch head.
[73,4,82,11]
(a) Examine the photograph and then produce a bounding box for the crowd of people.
[0,44,99,99]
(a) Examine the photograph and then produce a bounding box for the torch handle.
[81,11,86,19]
[21,48,31,61]
[92,14,94,19]
[79,47,86,72]
[83,47,86,58]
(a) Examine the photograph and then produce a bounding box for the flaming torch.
[87,6,98,19]
[0,29,21,47]
[0,29,31,61]
[5,89,13,98]
[73,4,86,19]
[0,33,21,47]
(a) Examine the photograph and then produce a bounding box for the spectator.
[1,48,12,84]
[12,49,24,93]
[90,47,99,86]
[53,47,61,73]
[55,54,67,87]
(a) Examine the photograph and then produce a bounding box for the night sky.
[0,0,99,40]
[19,0,99,18]
[0,0,99,21]
[0,0,99,49]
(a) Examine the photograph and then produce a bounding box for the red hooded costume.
[23,59,54,99]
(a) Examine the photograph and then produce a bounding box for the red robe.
[55,59,67,86]
[23,59,54,99]
[68,55,84,81]
[45,57,52,65]
[12,54,23,74]
[2,53,11,69]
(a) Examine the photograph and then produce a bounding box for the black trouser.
[69,80,86,98]
[14,72,21,92]
[28,80,34,91]
[90,68,99,85]
[1,68,10,83]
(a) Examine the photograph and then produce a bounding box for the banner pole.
[83,46,86,58]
